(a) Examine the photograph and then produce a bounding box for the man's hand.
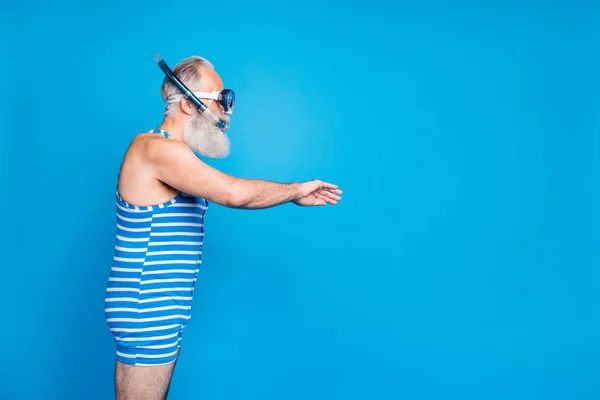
[293,180,343,207]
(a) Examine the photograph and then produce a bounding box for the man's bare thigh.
[114,351,179,400]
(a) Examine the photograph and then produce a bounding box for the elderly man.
[104,55,342,399]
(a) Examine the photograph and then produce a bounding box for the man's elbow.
[222,180,247,208]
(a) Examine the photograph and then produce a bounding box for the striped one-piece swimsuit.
[104,129,208,366]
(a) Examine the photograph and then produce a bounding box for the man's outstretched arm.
[147,138,341,209]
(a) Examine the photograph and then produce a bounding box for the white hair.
[160,56,214,117]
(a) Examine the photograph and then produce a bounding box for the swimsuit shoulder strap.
[148,128,171,138]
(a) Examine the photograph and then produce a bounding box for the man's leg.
[165,348,181,398]
[114,350,180,400]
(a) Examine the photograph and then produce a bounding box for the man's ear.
[180,97,196,116]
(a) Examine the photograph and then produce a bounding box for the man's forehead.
[197,65,224,91]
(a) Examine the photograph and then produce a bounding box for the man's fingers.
[319,188,343,199]
[316,193,337,205]
[319,181,338,190]
[321,187,343,195]
[318,190,341,201]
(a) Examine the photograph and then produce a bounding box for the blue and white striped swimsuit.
[104,129,209,366]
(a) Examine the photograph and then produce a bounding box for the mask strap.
[167,92,220,104]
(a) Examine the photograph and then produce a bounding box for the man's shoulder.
[130,131,168,146]
[126,132,172,156]
[129,133,197,168]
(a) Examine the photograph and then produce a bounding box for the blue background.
[2,0,599,399]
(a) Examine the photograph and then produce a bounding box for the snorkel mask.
[154,53,234,131]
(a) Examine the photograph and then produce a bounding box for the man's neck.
[157,119,185,141]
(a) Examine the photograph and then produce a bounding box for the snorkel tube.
[153,53,229,131]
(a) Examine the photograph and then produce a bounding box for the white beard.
[183,112,230,158]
